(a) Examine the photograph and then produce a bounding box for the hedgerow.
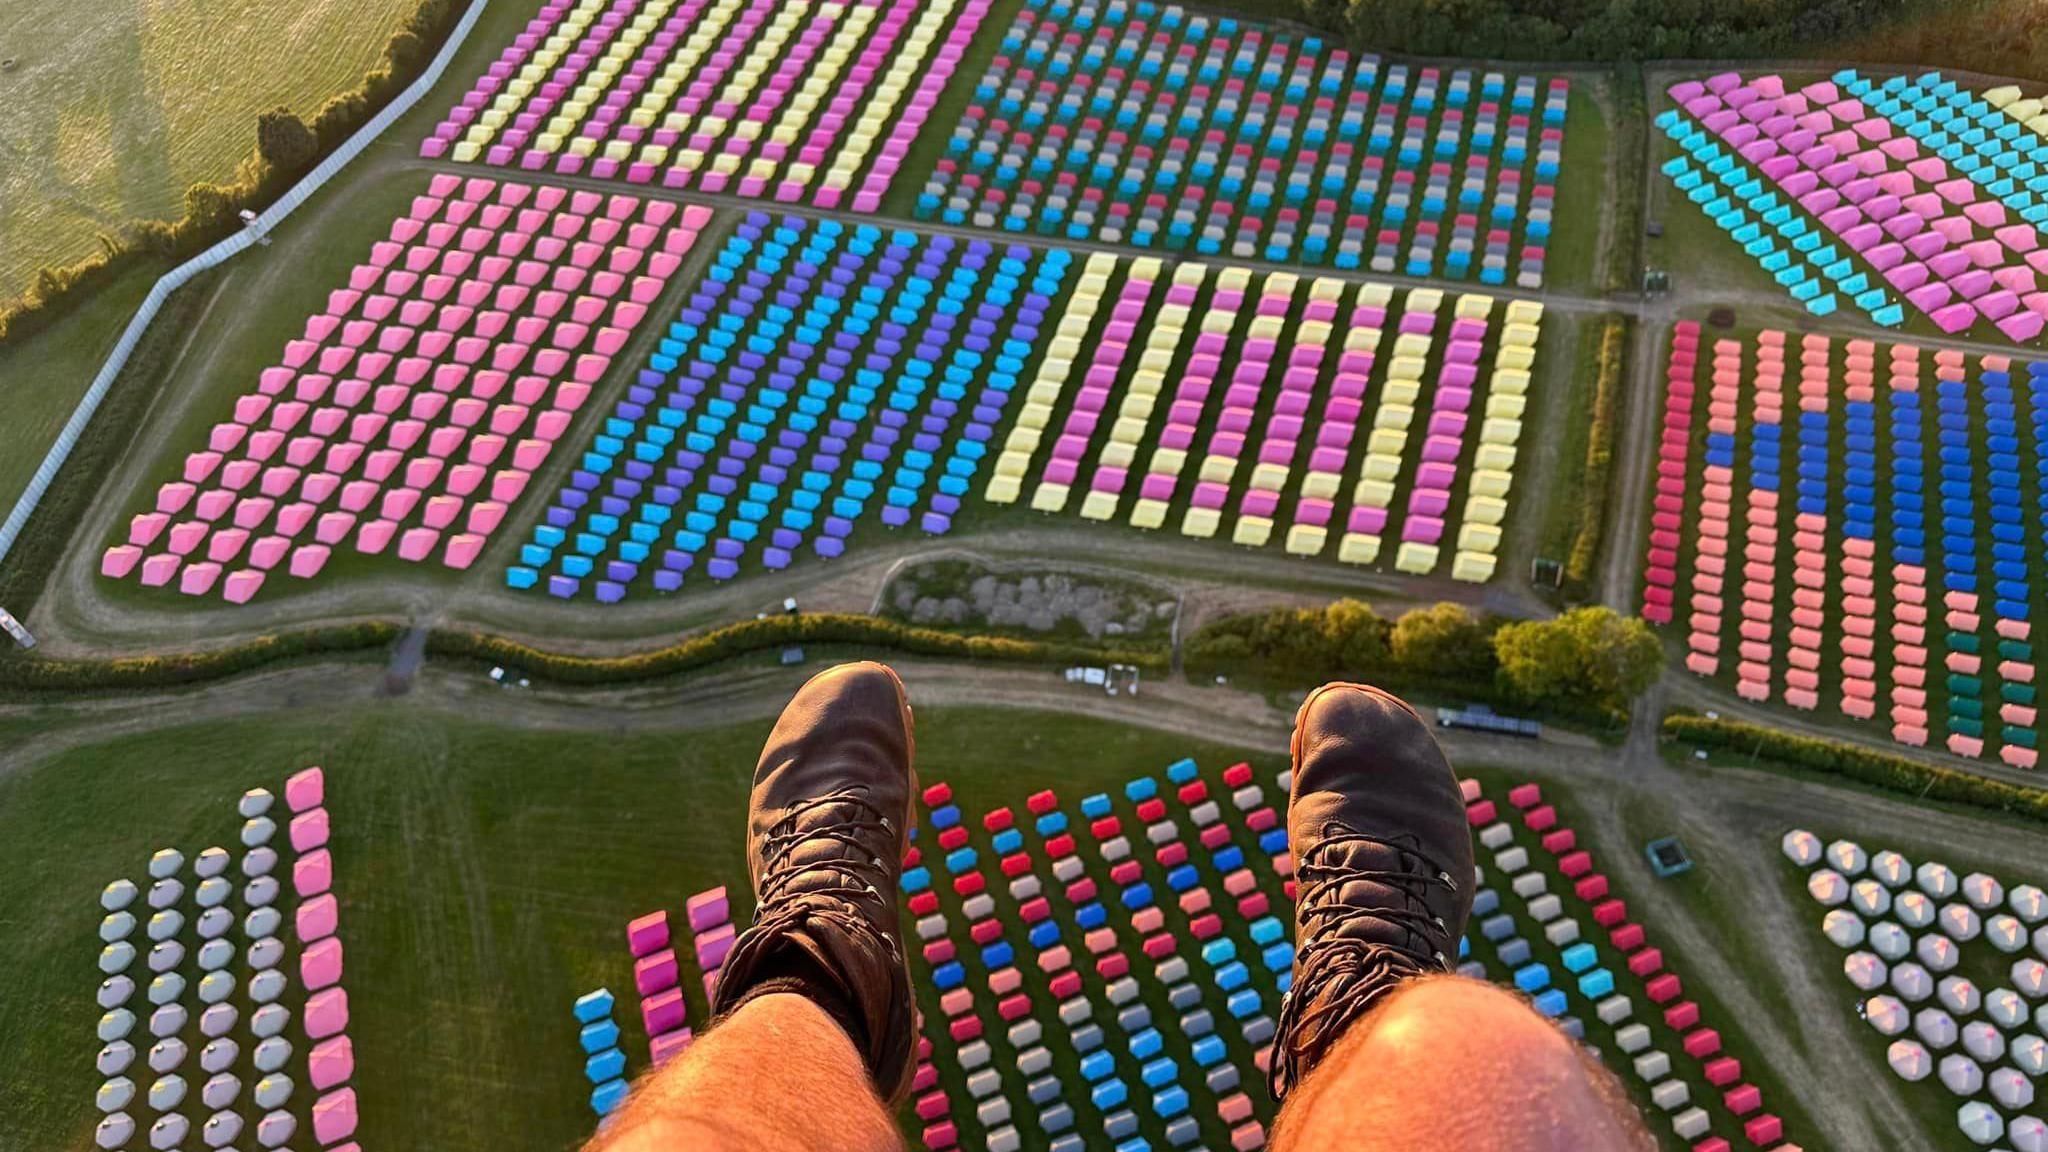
[1665,713,2048,822]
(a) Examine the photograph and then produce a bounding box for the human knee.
[1359,974,1582,1065]
[1278,976,1650,1152]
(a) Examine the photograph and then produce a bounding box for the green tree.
[181,182,240,233]
[1493,607,1660,711]
[1325,598,1393,673]
[256,107,320,178]
[1391,603,1494,680]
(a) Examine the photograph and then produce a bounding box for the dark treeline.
[1295,0,1931,62]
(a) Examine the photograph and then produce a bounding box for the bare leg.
[587,993,903,1152]
[1272,976,1654,1152]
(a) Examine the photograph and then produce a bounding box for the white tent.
[146,849,183,880]
[1939,975,1982,1015]
[1825,909,1867,948]
[1871,922,1912,961]
[2012,1115,2048,1152]
[199,1039,238,1076]
[145,1073,184,1111]
[93,1114,133,1151]
[1852,879,1892,918]
[1918,934,1961,973]
[148,1114,189,1151]
[201,1113,243,1148]
[1939,1053,1984,1096]
[1963,872,2005,911]
[1898,892,1937,929]
[95,1041,133,1077]
[1987,988,2027,1029]
[1941,904,1983,942]
[1991,1067,2035,1111]
[1865,995,1910,1035]
[100,879,138,912]
[2012,884,2047,923]
[1872,850,1913,888]
[1915,1006,1958,1048]
[147,1037,184,1073]
[1827,839,1869,875]
[238,787,274,818]
[1988,915,2026,953]
[95,1076,134,1112]
[1846,952,1889,991]
[2013,1033,2048,1076]
[1961,1020,2004,1063]
[194,846,230,879]
[1888,1039,1933,1081]
[1957,1101,2002,1146]
[1919,861,1958,899]
[1894,961,1935,1001]
[2014,958,2048,998]
[1782,829,1823,866]
[201,1072,239,1109]
[1809,869,1850,906]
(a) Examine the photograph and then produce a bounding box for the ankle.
[723,949,868,1053]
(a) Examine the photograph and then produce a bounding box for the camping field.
[0,0,419,301]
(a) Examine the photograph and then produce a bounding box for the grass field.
[0,696,1312,1149]
[0,0,421,302]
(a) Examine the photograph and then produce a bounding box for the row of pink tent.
[1232,294,1337,528]
[1398,313,1489,548]
[285,767,362,1147]
[1731,337,1784,704]
[623,886,734,1068]
[1641,321,1698,624]
[843,0,997,213]
[1311,298,1390,545]
[1040,273,1158,495]
[1681,334,1737,678]
[100,175,705,603]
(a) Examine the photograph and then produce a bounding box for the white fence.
[0,0,490,567]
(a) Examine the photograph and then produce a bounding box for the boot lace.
[752,787,900,950]
[1268,830,1459,1100]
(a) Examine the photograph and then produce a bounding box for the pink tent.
[178,562,222,596]
[101,546,142,578]
[222,570,265,604]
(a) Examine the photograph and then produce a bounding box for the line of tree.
[1293,0,1938,62]
[1184,599,1661,725]
[1666,712,2048,822]
[0,613,1167,693]
[0,0,468,345]
[1563,316,1629,598]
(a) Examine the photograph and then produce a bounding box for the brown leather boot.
[710,661,920,1103]
[1268,683,1475,1101]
